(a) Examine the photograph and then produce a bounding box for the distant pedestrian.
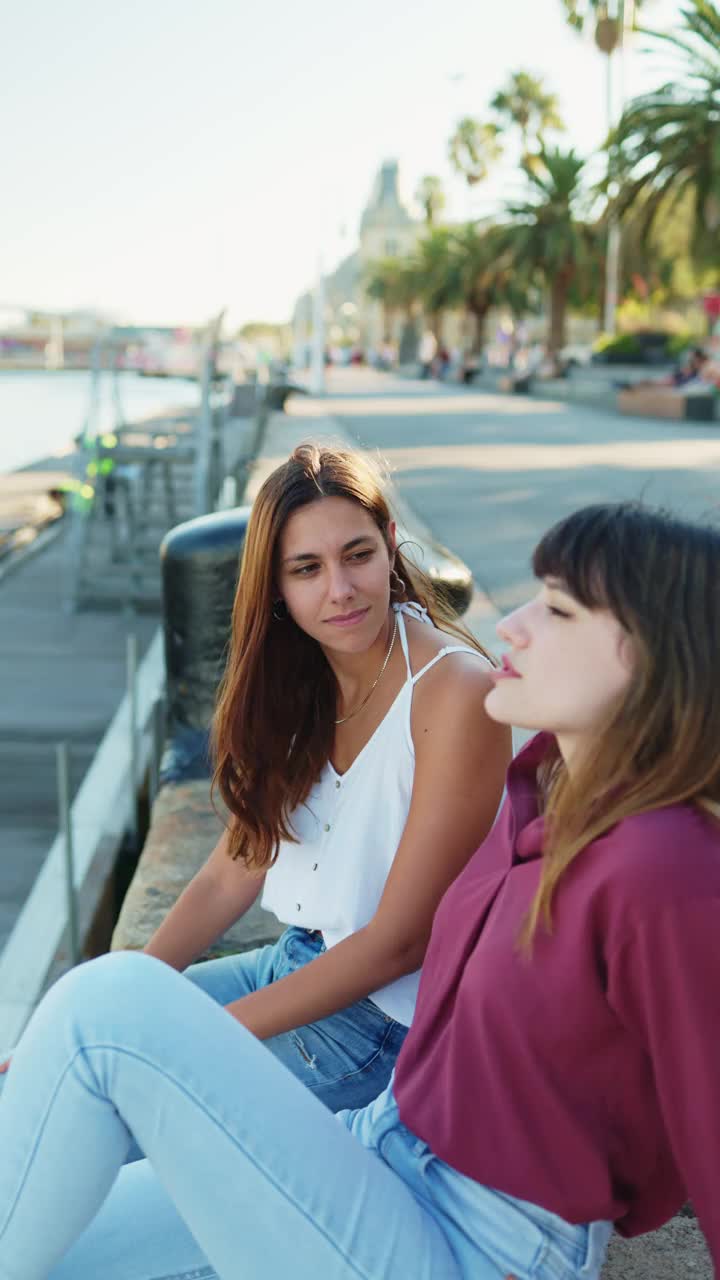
[617,344,710,392]
[418,328,437,378]
[434,343,451,380]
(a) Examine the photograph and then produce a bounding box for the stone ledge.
[110,780,282,957]
[603,1215,710,1277]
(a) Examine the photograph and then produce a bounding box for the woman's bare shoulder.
[404,613,494,693]
[405,614,508,761]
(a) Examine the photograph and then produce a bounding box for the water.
[0,370,201,474]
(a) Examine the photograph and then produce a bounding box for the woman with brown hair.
[138,440,510,1111]
[1,500,720,1278]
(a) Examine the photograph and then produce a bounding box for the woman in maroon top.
[0,502,718,1280]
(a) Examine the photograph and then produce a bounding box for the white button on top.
[335,780,341,789]
[323,823,331,832]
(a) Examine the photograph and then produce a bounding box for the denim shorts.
[184,926,409,1112]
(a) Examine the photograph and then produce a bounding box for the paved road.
[313,367,720,619]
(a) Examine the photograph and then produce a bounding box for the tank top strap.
[410,644,490,686]
[394,605,413,678]
[393,601,432,680]
[395,600,432,626]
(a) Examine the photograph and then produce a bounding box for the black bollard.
[398,524,473,618]
[160,507,251,782]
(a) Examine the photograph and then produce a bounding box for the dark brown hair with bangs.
[522,501,720,944]
[212,441,491,871]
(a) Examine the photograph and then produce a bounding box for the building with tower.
[291,160,422,361]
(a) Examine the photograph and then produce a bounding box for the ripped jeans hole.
[291,1032,318,1070]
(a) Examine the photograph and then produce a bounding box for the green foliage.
[593,329,696,360]
[448,117,503,186]
[408,227,464,318]
[415,175,446,226]
[364,257,420,313]
[667,331,697,354]
[365,222,534,348]
[594,332,643,356]
[453,223,532,311]
[611,0,720,269]
[505,149,593,277]
[505,148,598,349]
[616,184,720,306]
[491,71,564,153]
[561,0,650,38]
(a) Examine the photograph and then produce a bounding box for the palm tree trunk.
[399,311,419,364]
[548,274,569,353]
[469,304,490,354]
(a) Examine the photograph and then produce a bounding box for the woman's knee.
[44,951,173,1025]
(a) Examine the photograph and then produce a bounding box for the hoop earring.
[390,567,405,599]
[272,599,288,621]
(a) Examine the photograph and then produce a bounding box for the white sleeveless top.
[261,602,489,1025]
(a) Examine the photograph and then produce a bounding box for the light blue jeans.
[0,952,612,1280]
[184,925,408,1111]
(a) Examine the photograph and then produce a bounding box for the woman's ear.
[387,520,397,557]
[618,630,635,673]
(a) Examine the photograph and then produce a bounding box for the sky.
[1,0,681,330]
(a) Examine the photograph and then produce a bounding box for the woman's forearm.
[143,864,263,972]
[226,924,422,1039]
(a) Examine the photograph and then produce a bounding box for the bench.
[617,387,716,421]
[498,373,533,394]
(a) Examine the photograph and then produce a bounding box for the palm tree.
[491,71,564,158]
[561,0,649,50]
[415,175,446,227]
[610,0,720,267]
[505,148,596,353]
[615,189,698,304]
[450,223,532,352]
[408,227,464,337]
[364,257,420,341]
[448,117,503,186]
[562,0,653,331]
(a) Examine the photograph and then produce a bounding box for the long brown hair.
[522,501,720,945]
[212,441,490,870]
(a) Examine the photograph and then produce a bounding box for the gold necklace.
[334,613,399,726]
